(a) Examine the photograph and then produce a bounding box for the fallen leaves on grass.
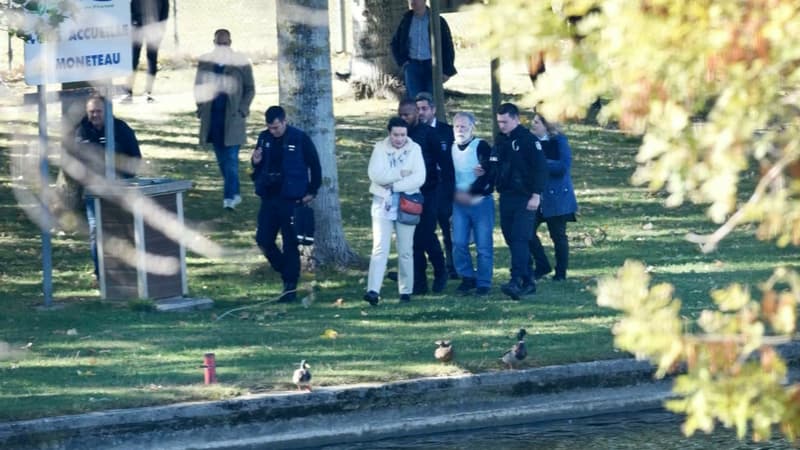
[321,329,339,339]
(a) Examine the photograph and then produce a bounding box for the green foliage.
[476,0,800,441]
[668,356,788,440]
[2,78,794,421]
[1,0,76,42]
[128,298,156,312]
[597,260,683,377]
[598,262,800,441]
[477,0,800,245]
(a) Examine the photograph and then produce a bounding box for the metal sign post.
[23,0,133,306]
[104,83,116,181]
[6,0,11,71]
[173,0,179,47]
[38,84,53,307]
[337,0,347,53]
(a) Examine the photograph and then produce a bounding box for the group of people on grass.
[64,89,578,305]
[362,99,578,305]
[62,0,578,303]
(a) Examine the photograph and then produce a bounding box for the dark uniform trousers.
[499,193,536,283]
[529,211,569,279]
[413,187,446,291]
[256,196,300,285]
[436,184,455,275]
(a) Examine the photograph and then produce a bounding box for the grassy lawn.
[2,84,794,421]
[1,13,796,422]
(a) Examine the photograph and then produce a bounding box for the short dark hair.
[265,106,286,123]
[214,29,231,45]
[497,102,519,118]
[398,98,416,110]
[387,116,408,132]
[414,91,434,107]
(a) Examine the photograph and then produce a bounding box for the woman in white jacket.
[363,117,426,305]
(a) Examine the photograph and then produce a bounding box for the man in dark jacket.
[66,94,142,281]
[125,0,170,102]
[251,106,321,302]
[494,103,547,300]
[391,0,457,99]
[397,99,447,294]
[415,91,457,280]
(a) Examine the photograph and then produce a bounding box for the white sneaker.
[231,195,242,208]
[223,198,233,209]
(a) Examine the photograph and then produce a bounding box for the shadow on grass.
[0,90,795,421]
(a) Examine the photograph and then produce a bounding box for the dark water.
[318,410,790,450]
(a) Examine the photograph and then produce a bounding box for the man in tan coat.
[194,29,255,210]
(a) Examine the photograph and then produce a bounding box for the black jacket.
[131,0,169,26]
[70,117,142,180]
[493,125,547,197]
[456,137,494,197]
[251,126,322,200]
[391,9,457,77]
[408,121,442,192]
[432,120,455,190]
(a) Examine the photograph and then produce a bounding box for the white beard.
[454,134,473,146]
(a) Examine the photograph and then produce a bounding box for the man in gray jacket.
[194,29,255,210]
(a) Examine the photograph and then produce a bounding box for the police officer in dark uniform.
[398,98,448,294]
[493,103,547,299]
[414,92,457,280]
[251,106,322,302]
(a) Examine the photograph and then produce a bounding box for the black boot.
[456,277,476,295]
[363,290,380,306]
[278,281,297,303]
[501,279,523,300]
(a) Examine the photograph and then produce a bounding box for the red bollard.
[203,353,217,384]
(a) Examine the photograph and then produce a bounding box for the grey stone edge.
[3,342,800,449]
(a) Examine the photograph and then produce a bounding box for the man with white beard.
[449,112,495,296]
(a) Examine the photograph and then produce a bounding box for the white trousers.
[367,216,416,295]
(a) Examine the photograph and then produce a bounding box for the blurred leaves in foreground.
[476,0,800,442]
[599,261,800,441]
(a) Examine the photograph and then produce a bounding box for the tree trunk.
[346,0,407,99]
[276,0,360,268]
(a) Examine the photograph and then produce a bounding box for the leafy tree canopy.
[476,0,800,442]
[478,0,800,246]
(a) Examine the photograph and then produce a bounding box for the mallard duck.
[434,340,454,363]
[292,360,312,391]
[501,328,528,369]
